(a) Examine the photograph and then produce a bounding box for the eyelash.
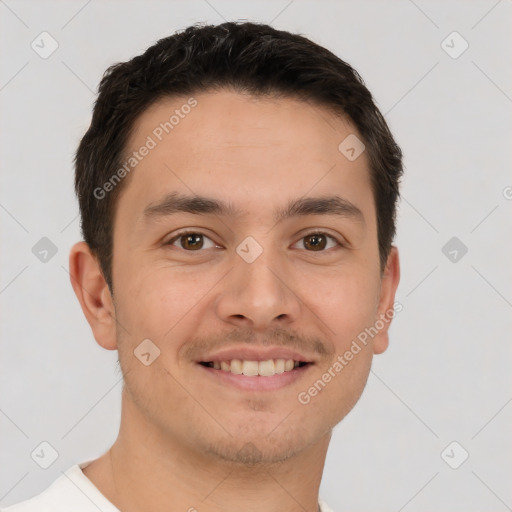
[165,230,345,252]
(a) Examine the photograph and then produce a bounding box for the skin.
[69,89,400,512]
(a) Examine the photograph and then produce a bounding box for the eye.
[293,231,343,251]
[166,231,219,251]
[165,230,344,252]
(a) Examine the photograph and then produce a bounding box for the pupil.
[184,234,202,250]
[306,234,325,250]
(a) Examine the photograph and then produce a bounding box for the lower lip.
[197,363,313,391]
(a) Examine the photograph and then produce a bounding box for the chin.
[198,419,331,466]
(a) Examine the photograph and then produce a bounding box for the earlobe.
[69,241,118,351]
[372,246,400,355]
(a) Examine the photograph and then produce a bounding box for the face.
[74,89,399,465]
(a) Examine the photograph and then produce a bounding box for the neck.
[85,387,331,512]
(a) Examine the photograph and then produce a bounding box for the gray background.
[1,1,511,511]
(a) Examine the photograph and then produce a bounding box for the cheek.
[310,269,378,415]
[298,343,373,429]
[303,265,379,336]
[116,264,220,344]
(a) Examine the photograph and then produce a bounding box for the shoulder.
[0,463,113,512]
[1,472,67,512]
[1,466,82,512]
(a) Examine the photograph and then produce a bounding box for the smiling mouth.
[199,359,310,377]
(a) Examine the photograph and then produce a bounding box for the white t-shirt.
[1,459,335,512]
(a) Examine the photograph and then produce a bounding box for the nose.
[214,250,302,332]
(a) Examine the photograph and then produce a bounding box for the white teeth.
[274,359,285,374]
[205,358,306,376]
[258,359,275,377]
[230,359,243,374]
[242,360,259,376]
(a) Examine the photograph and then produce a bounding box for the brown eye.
[180,233,203,250]
[299,233,341,251]
[167,232,217,251]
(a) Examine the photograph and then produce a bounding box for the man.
[3,21,402,512]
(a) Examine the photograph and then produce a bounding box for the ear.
[69,241,118,350]
[372,246,400,355]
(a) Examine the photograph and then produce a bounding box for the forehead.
[116,89,373,226]
[130,89,355,149]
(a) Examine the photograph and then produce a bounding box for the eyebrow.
[141,191,365,226]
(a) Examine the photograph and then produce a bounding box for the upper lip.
[197,346,315,364]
